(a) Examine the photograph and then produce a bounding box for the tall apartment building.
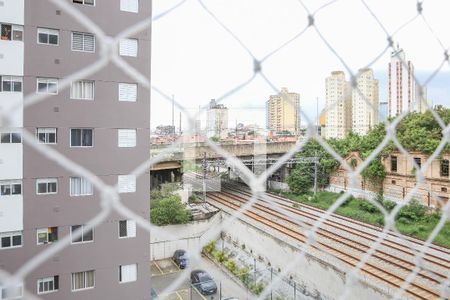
[352,68,379,135]
[324,71,351,139]
[206,99,228,139]
[266,88,300,135]
[388,46,427,117]
[0,1,150,299]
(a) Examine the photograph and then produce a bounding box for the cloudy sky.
[151,0,450,130]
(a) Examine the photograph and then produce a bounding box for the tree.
[150,195,192,226]
[287,162,314,193]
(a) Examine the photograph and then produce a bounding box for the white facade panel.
[0,0,24,25]
[0,195,23,232]
[0,93,23,126]
[0,41,24,75]
[0,144,22,180]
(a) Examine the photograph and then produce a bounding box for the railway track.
[206,189,449,300]
[223,184,450,269]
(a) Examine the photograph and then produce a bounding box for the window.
[0,284,23,299]
[37,28,59,45]
[442,187,448,193]
[118,83,137,102]
[0,76,22,92]
[72,32,95,52]
[118,175,136,193]
[119,38,138,57]
[37,78,58,94]
[70,177,93,196]
[73,0,95,6]
[37,128,57,144]
[0,231,22,249]
[71,225,94,243]
[118,129,136,147]
[119,220,136,238]
[120,0,139,13]
[119,264,137,283]
[441,159,449,177]
[0,181,21,196]
[391,156,397,172]
[1,24,23,41]
[413,157,421,169]
[36,178,58,195]
[0,132,21,143]
[71,80,94,100]
[391,180,396,184]
[37,227,58,245]
[70,129,93,147]
[71,270,95,291]
[37,276,59,295]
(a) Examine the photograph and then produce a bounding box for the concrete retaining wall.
[150,213,222,260]
[222,211,394,300]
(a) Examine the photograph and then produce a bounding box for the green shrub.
[239,267,251,286]
[204,240,216,254]
[359,201,378,213]
[226,259,237,274]
[214,250,227,263]
[382,200,396,212]
[293,203,300,209]
[397,199,426,222]
[250,282,265,295]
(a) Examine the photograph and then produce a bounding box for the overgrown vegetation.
[150,183,192,226]
[281,191,450,247]
[287,107,450,193]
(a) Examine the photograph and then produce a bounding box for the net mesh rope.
[0,0,449,299]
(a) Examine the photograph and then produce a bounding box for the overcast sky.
[151,0,450,130]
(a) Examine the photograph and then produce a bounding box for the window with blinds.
[71,32,95,52]
[118,83,137,102]
[37,276,59,294]
[118,129,136,147]
[71,270,94,291]
[37,78,58,94]
[70,177,93,196]
[119,38,138,57]
[36,128,57,144]
[71,80,94,100]
[119,220,136,238]
[118,175,136,193]
[120,0,139,13]
[119,264,137,283]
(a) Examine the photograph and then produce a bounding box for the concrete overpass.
[150,141,298,186]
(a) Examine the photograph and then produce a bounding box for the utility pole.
[171,95,175,128]
[314,152,318,195]
[202,152,207,202]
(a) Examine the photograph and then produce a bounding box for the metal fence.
[1,0,450,300]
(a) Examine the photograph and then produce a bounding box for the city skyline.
[152,0,450,130]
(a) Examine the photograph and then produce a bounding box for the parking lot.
[151,256,251,300]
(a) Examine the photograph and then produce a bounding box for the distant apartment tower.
[206,99,228,139]
[0,0,150,299]
[324,72,352,139]
[352,68,379,135]
[388,46,427,117]
[266,88,300,134]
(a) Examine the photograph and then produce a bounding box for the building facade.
[266,87,300,135]
[324,71,351,139]
[0,0,150,299]
[206,99,228,139]
[351,68,379,135]
[329,152,450,208]
[388,46,427,117]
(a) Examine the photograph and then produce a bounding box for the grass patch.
[280,191,450,248]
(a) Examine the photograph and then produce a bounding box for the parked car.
[150,288,159,300]
[190,270,217,295]
[173,249,189,269]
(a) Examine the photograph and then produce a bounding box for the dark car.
[190,270,217,295]
[150,288,159,300]
[173,249,189,269]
